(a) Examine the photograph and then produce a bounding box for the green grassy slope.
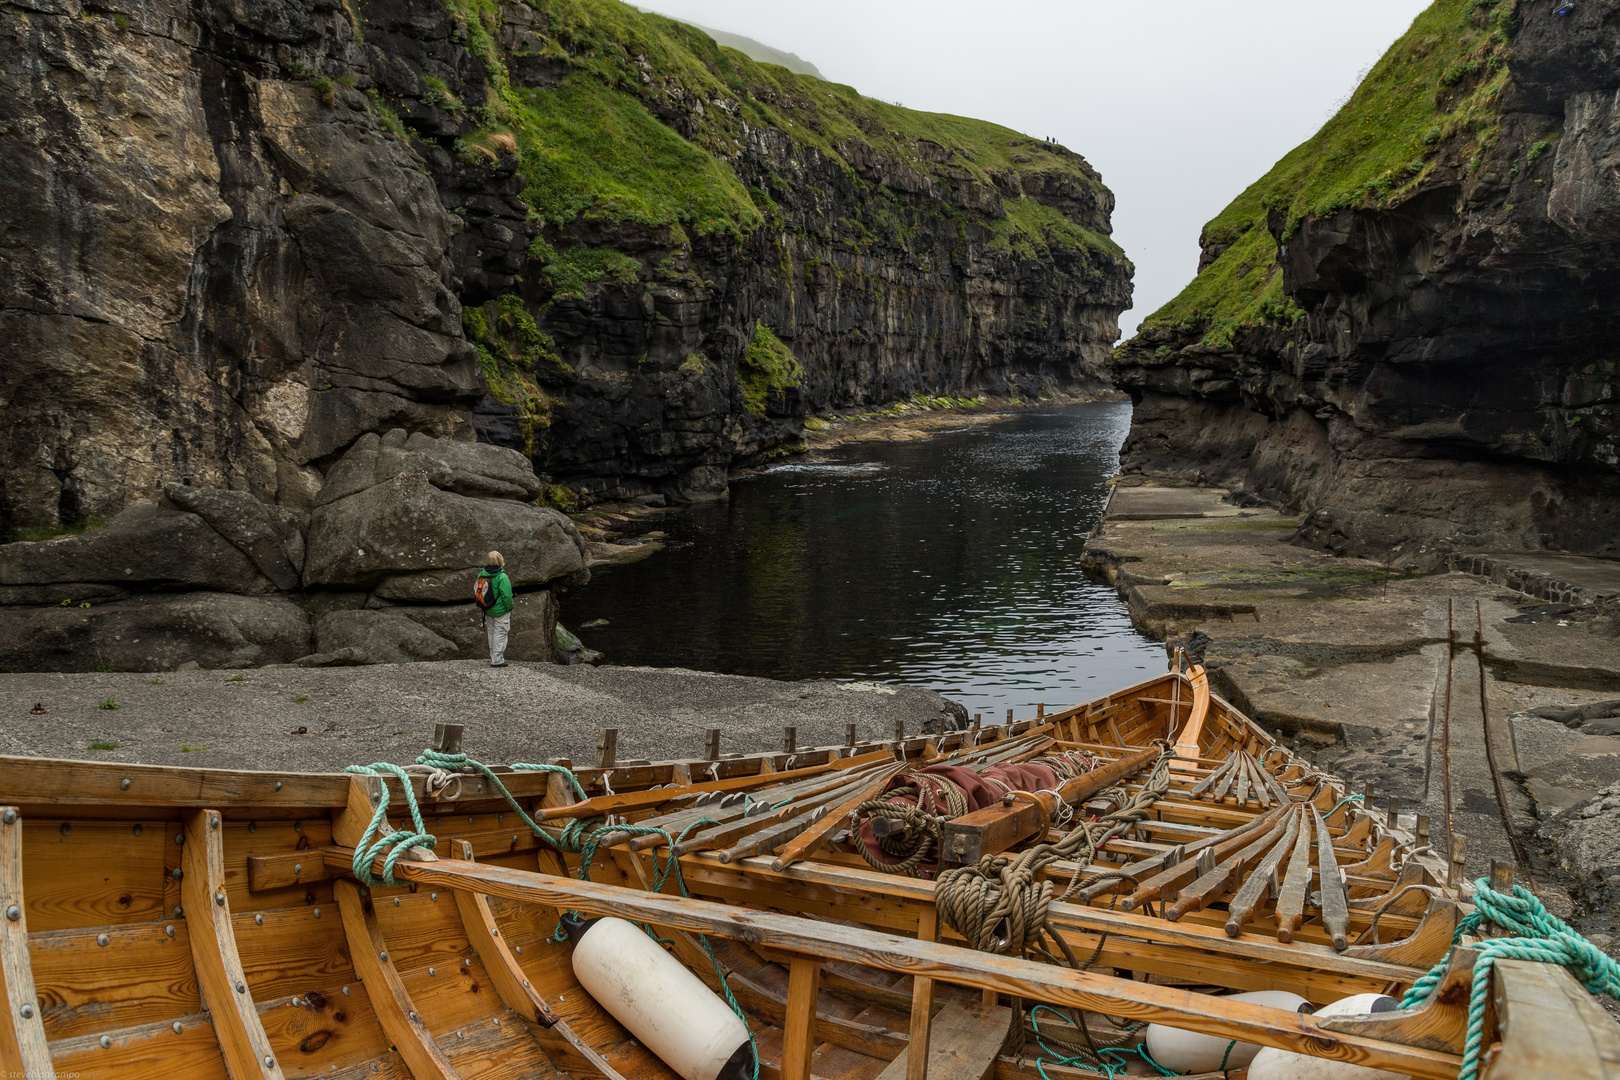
[440,0,1120,255]
[1139,0,1515,348]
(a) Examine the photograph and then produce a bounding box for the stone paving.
[1082,484,1620,897]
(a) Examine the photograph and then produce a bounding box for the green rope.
[1326,790,1365,818]
[1399,878,1620,1080]
[343,762,439,887]
[417,749,587,850]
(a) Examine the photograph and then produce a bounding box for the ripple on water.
[563,403,1165,717]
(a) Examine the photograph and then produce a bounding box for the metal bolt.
[60,822,71,836]
[210,815,219,829]
[97,933,109,946]
[493,1018,500,1026]
[5,905,18,922]
[274,781,283,791]
[165,924,175,937]
[457,1031,465,1040]
[379,951,388,962]
[313,907,321,918]
[341,985,351,995]
[463,958,471,967]
[1,810,13,825]
[172,1022,183,1034]
[248,822,257,833]
[236,982,245,994]
[171,868,183,880]
[120,778,131,790]
[173,906,183,918]
[264,1057,275,1069]
[215,893,225,907]
[19,1004,34,1019]
[393,897,400,906]
[100,1035,112,1049]
[254,913,264,926]
[133,824,143,836]
[175,832,184,844]
[429,967,436,976]
[409,1011,419,1022]
[522,979,530,988]
[293,863,302,875]
[292,997,302,1007]
[293,821,301,832]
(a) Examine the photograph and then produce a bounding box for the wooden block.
[1487,958,1620,1080]
[878,1002,1013,1080]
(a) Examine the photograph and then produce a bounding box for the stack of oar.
[1185,748,1290,807]
[1075,804,1353,951]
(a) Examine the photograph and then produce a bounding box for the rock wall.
[1110,0,1620,567]
[0,0,1131,535]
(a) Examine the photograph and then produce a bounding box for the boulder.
[298,609,460,666]
[299,591,556,665]
[0,503,275,595]
[0,593,310,672]
[400,592,557,662]
[316,429,543,507]
[303,473,586,594]
[161,484,306,590]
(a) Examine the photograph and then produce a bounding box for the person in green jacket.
[477,550,515,667]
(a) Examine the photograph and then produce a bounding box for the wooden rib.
[0,808,50,1080]
[1344,899,1462,968]
[1275,809,1316,943]
[181,808,286,1080]
[1224,806,1301,936]
[781,956,821,1080]
[361,854,1460,1078]
[332,877,460,1080]
[1312,806,1351,951]
[771,764,906,871]
[445,841,631,1080]
[908,905,938,1080]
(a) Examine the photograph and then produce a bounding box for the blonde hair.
[486,550,505,567]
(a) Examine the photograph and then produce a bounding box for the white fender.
[1247,993,1412,1080]
[566,915,751,1080]
[1143,989,1311,1072]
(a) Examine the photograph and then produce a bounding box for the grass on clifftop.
[437,0,1115,259]
[1142,0,1515,345]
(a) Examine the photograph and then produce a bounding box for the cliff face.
[0,0,1131,535]
[1111,0,1620,567]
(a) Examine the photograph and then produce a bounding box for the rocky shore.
[0,661,964,772]
[1082,482,1620,948]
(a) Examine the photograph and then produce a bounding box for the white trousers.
[485,612,511,665]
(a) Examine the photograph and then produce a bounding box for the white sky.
[635,0,1431,339]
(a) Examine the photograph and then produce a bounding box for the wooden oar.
[770,763,908,871]
[1164,810,1289,920]
[622,762,890,850]
[1119,805,1289,911]
[1224,805,1302,936]
[1312,806,1351,951]
[535,748,891,821]
[715,768,898,863]
[1275,809,1317,942]
[1187,754,1237,799]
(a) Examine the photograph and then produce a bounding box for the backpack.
[474,572,500,610]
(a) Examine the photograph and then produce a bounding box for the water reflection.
[563,403,1165,716]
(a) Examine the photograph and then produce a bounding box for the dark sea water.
[561,403,1165,718]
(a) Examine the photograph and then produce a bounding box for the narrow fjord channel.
[564,402,1164,717]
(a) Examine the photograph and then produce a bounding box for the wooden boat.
[2,658,1615,1080]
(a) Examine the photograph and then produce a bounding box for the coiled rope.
[1398,878,1620,1080]
[935,743,1176,960]
[852,751,1102,875]
[346,750,590,886]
